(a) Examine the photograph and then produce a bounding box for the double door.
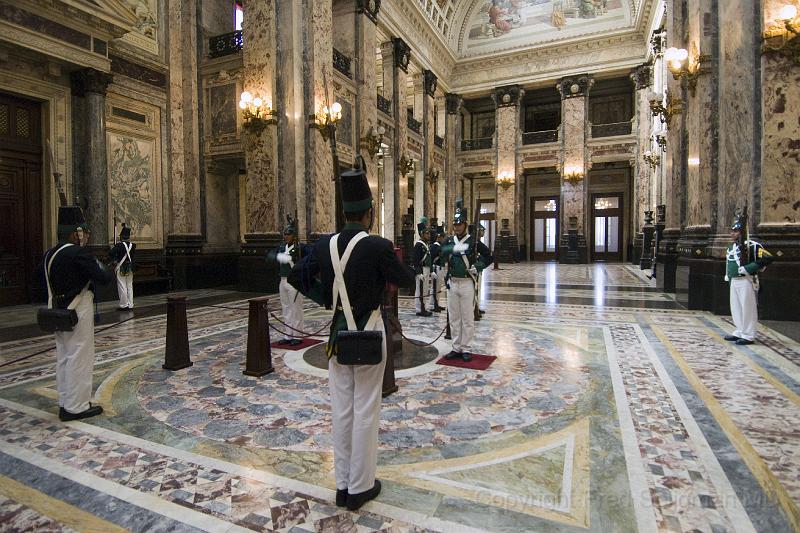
[531,196,558,261]
[591,194,623,262]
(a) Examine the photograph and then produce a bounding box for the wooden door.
[0,93,43,306]
[591,193,623,262]
[531,196,559,261]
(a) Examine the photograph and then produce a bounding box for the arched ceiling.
[409,0,647,60]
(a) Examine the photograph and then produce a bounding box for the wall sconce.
[359,124,386,159]
[562,166,584,185]
[643,150,661,170]
[398,155,414,176]
[664,47,708,97]
[496,170,515,190]
[239,91,277,135]
[648,90,684,128]
[654,133,667,152]
[426,167,441,185]
[762,4,800,65]
[309,101,342,142]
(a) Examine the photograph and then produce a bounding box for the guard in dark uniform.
[267,216,310,345]
[428,225,445,312]
[441,201,491,361]
[109,223,136,310]
[288,161,414,511]
[475,223,492,316]
[413,217,433,316]
[43,205,115,421]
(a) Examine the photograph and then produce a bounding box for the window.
[234,1,243,31]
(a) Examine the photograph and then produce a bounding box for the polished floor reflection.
[0,264,798,532]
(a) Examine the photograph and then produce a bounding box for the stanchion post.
[382,246,403,397]
[163,295,192,370]
[244,296,274,377]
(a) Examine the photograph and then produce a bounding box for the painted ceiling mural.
[455,0,634,57]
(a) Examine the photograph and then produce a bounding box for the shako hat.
[453,198,468,225]
[58,205,88,235]
[417,216,430,236]
[119,223,131,240]
[340,156,373,213]
[731,212,746,232]
[283,215,297,235]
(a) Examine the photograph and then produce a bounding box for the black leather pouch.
[37,308,78,333]
[336,330,383,365]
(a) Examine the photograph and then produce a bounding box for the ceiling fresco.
[455,0,634,58]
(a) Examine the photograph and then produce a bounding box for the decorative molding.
[558,75,593,99]
[492,84,523,108]
[110,54,166,88]
[392,37,411,72]
[423,69,437,97]
[356,0,381,24]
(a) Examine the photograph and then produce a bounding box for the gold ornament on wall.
[309,101,342,142]
[496,170,515,190]
[762,4,800,64]
[239,91,277,135]
[664,46,709,97]
[359,124,386,159]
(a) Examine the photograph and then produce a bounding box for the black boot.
[59,403,103,422]
[335,489,348,507]
[346,480,381,511]
[723,335,739,342]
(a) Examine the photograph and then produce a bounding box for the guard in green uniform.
[440,200,492,361]
[724,214,773,345]
[413,217,434,316]
[428,225,445,312]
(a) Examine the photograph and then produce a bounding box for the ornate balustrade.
[591,121,633,138]
[209,30,243,58]
[377,94,391,115]
[333,48,352,78]
[522,129,559,145]
[460,137,493,151]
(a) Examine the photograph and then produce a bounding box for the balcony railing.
[434,135,444,148]
[377,94,391,115]
[209,30,243,58]
[460,137,493,151]
[591,121,633,138]
[522,129,559,145]
[333,48,352,78]
[407,115,422,134]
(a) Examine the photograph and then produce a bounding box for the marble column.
[558,75,593,263]
[305,0,335,237]
[444,93,462,226]
[492,85,523,236]
[412,73,425,223]
[390,38,411,240]
[353,2,379,226]
[167,0,202,247]
[753,0,800,321]
[70,68,113,247]
[657,2,687,293]
[422,70,437,219]
[435,94,447,221]
[380,41,397,241]
[630,64,653,264]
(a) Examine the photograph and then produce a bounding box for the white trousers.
[429,266,440,308]
[448,277,476,353]
[55,289,95,413]
[328,316,386,494]
[730,277,757,341]
[116,272,134,308]
[279,277,304,339]
[414,266,430,313]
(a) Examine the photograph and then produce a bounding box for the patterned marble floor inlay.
[1,263,798,532]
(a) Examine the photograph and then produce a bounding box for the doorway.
[0,92,43,306]
[591,193,623,262]
[531,196,558,261]
[475,198,496,252]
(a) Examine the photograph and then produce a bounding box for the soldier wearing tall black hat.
[109,223,136,310]
[266,215,310,346]
[428,224,446,312]
[288,157,414,511]
[440,200,492,361]
[413,216,434,317]
[475,223,492,316]
[42,205,115,421]
[724,212,774,345]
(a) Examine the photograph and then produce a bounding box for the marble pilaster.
[380,41,397,240]
[493,85,522,234]
[241,0,278,238]
[354,5,379,227]
[422,70,437,220]
[631,65,654,237]
[444,93,462,226]
[70,68,113,246]
[558,76,592,259]
[392,38,411,237]
[305,0,335,236]
[412,73,425,223]
[166,0,202,240]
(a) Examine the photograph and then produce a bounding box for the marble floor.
[1,263,799,532]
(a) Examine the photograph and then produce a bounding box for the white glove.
[277,252,292,264]
[430,272,437,280]
[724,274,729,282]
[738,266,747,275]
[453,242,469,253]
[468,265,478,276]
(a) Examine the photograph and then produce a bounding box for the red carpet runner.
[270,338,324,351]
[436,353,496,371]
